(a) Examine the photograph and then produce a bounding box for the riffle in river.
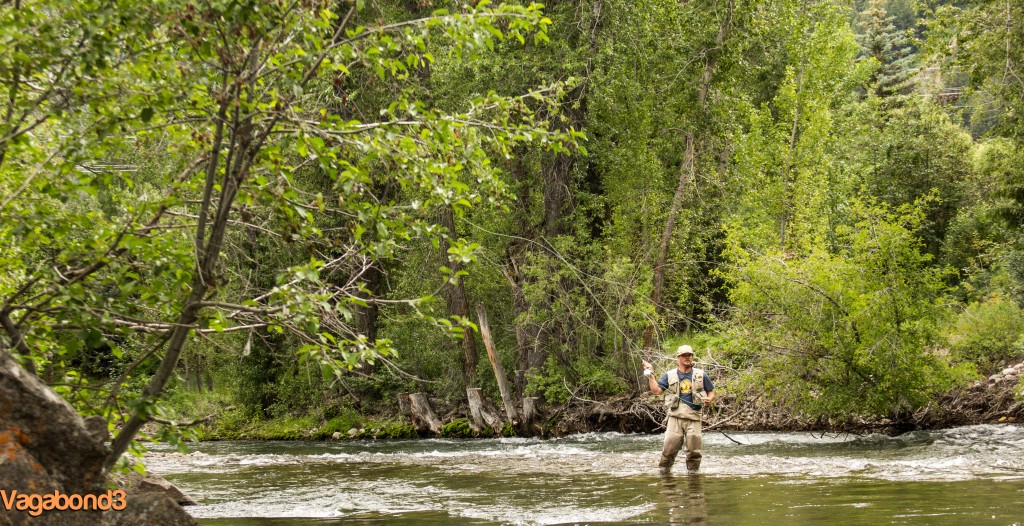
[144,424,1024,525]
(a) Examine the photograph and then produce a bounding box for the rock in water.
[100,493,199,526]
[138,475,197,506]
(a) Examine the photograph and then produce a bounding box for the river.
[144,424,1024,525]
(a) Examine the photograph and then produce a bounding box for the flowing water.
[144,424,1024,525]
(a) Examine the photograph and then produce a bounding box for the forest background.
[2,0,1024,465]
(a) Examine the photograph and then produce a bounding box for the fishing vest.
[663,367,706,412]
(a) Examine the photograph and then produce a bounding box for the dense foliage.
[2,0,1023,456]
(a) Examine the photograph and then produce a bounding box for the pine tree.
[857,0,916,99]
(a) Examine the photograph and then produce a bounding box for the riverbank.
[166,361,1023,442]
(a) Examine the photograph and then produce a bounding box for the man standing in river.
[643,345,715,472]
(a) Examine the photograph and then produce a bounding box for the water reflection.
[660,473,707,525]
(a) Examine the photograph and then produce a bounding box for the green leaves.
[0,0,580,456]
[726,199,966,418]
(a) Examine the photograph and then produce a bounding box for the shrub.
[202,409,254,440]
[526,355,629,405]
[949,294,1024,375]
[725,199,972,419]
[251,416,317,440]
[374,422,417,439]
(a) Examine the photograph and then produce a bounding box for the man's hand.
[642,360,662,394]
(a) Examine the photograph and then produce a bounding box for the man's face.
[677,353,694,367]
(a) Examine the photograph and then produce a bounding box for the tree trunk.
[108,42,272,468]
[505,154,545,397]
[439,205,479,388]
[353,260,383,375]
[194,357,204,394]
[781,64,805,251]
[466,387,487,433]
[476,303,520,424]
[645,0,734,350]
[507,252,543,396]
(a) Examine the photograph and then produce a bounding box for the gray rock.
[1002,367,1017,376]
[0,351,197,525]
[138,475,196,506]
[101,493,199,526]
[331,431,342,440]
[347,428,359,437]
[0,351,109,496]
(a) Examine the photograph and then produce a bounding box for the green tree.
[858,0,916,100]
[730,0,869,253]
[0,0,576,470]
[947,293,1024,375]
[932,0,1024,139]
[855,100,973,258]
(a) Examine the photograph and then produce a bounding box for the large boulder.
[0,353,110,497]
[0,351,197,525]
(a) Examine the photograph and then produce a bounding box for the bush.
[725,199,972,419]
[949,294,1024,375]
[526,355,629,405]
[202,409,254,440]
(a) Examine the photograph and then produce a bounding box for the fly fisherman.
[642,345,715,472]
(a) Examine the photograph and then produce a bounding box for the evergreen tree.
[858,0,916,99]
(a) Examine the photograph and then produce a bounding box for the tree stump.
[521,396,542,437]
[408,392,442,435]
[466,388,487,434]
[467,387,504,434]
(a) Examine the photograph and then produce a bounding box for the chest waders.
[659,367,706,472]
